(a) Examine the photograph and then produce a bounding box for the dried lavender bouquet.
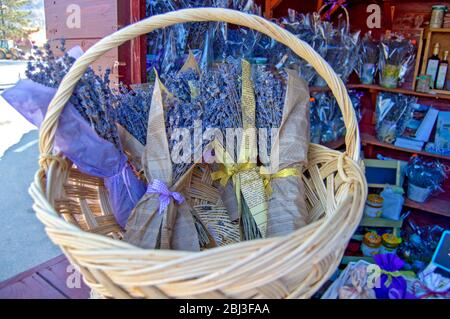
[26,41,120,147]
[114,61,216,249]
[251,60,312,236]
[124,76,208,250]
[164,71,204,181]
[5,42,146,228]
[277,10,360,86]
[116,64,200,148]
[310,91,362,144]
[115,83,153,146]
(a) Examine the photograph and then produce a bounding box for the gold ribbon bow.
[260,167,300,196]
[211,162,257,187]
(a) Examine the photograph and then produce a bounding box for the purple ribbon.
[146,179,185,215]
[121,162,137,205]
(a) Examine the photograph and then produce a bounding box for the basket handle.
[39,8,360,166]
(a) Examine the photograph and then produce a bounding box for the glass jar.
[380,233,402,254]
[361,232,382,257]
[380,64,400,88]
[430,5,448,29]
[361,63,376,84]
[364,194,384,218]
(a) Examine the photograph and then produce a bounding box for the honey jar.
[380,233,402,254]
[361,232,382,257]
[364,194,383,218]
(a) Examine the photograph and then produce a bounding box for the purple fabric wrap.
[2,79,145,228]
[373,253,416,299]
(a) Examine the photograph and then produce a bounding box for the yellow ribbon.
[381,270,416,288]
[211,162,257,187]
[260,167,300,196]
[211,162,259,237]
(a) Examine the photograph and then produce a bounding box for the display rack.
[362,133,450,162]
[356,82,450,218]
[341,217,403,265]
[416,28,450,92]
[310,81,450,217]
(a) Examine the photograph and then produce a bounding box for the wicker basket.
[30,8,367,299]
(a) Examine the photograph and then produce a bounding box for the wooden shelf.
[350,217,403,241]
[361,132,450,161]
[309,86,335,93]
[360,217,403,228]
[404,196,450,218]
[310,83,450,100]
[341,256,374,265]
[322,136,345,150]
[348,84,450,100]
[427,28,450,33]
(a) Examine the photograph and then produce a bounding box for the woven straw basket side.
[30,8,367,299]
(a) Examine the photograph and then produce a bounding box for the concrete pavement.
[0,60,27,90]
[0,128,61,281]
[0,63,61,281]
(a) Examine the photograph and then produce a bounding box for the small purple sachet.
[3,79,145,227]
[373,253,417,299]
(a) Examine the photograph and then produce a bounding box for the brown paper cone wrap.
[124,76,200,251]
[116,124,145,174]
[264,69,310,237]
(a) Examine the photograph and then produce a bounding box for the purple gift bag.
[373,253,417,299]
[3,79,145,228]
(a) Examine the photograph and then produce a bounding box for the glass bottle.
[435,50,449,90]
[426,42,440,88]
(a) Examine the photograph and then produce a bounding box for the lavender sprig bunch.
[163,69,199,102]
[161,68,203,179]
[199,57,243,139]
[165,97,203,180]
[254,65,286,155]
[26,41,120,147]
[115,84,154,145]
[254,66,285,129]
[165,57,244,165]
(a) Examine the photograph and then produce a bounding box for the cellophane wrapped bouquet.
[375,92,417,144]
[356,32,379,84]
[310,90,362,144]
[378,32,415,89]
[278,9,360,86]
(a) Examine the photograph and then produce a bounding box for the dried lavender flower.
[115,84,154,145]
[253,64,286,155]
[26,41,120,147]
